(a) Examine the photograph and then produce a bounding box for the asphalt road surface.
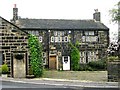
[1,81,119,90]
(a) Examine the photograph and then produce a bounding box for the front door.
[49,56,56,69]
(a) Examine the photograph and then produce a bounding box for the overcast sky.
[0,0,119,41]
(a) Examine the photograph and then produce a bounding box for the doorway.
[49,56,57,69]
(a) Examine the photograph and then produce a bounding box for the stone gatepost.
[13,53,26,78]
[107,60,120,82]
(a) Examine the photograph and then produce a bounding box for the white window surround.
[43,58,46,65]
[85,31,94,36]
[42,52,46,57]
[51,36,54,42]
[55,37,58,42]
[64,36,68,42]
[82,36,97,42]
[39,36,42,42]
[58,37,62,42]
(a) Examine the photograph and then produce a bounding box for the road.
[1,81,119,90]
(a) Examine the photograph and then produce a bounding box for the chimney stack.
[93,9,101,22]
[13,4,18,22]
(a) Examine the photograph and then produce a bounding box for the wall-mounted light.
[68,30,71,34]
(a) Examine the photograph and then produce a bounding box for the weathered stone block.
[107,61,120,82]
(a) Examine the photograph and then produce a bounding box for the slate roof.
[18,18,109,30]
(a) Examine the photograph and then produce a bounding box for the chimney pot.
[14,4,16,8]
[93,9,101,22]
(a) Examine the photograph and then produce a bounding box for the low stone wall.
[107,60,120,82]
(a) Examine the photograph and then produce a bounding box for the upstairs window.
[58,37,62,42]
[84,31,94,36]
[82,36,98,42]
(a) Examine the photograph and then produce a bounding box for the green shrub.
[69,42,80,71]
[0,67,1,75]
[78,64,93,71]
[107,56,119,62]
[28,35,43,77]
[88,60,106,70]
[2,64,9,74]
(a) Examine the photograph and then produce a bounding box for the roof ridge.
[19,18,95,21]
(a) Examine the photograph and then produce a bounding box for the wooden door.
[49,56,56,69]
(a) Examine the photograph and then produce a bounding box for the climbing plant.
[69,42,80,71]
[28,35,43,77]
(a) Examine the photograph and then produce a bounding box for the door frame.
[49,54,58,70]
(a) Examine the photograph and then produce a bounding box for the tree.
[109,2,120,22]
[28,35,43,77]
[109,1,120,59]
[69,42,80,71]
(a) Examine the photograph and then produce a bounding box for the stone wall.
[0,17,28,77]
[107,61,120,82]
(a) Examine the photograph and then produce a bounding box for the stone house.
[0,16,29,77]
[0,5,109,77]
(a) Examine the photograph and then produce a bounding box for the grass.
[42,70,107,82]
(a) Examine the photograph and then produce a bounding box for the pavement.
[1,76,120,89]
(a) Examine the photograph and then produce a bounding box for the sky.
[0,0,119,42]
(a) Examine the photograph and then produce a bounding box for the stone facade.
[0,17,28,77]
[0,5,110,77]
[13,18,109,70]
[107,61,120,82]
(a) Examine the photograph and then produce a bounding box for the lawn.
[42,70,107,82]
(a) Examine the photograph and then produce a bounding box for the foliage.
[107,56,119,62]
[78,64,93,71]
[0,67,2,75]
[69,42,80,71]
[107,42,119,57]
[107,42,120,61]
[88,60,106,70]
[29,66,34,75]
[2,64,9,74]
[28,35,43,77]
[78,59,107,71]
[109,1,120,22]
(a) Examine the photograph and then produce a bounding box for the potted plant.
[1,64,9,78]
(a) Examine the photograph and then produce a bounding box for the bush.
[107,56,119,62]
[88,60,106,70]
[78,64,93,71]
[69,42,80,71]
[28,35,43,77]
[0,67,1,75]
[2,64,9,74]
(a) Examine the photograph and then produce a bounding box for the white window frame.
[64,36,68,42]
[43,58,46,65]
[39,36,42,42]
[55,37,58,42]
[85,31,94,36]
[51,36,54,42]
[54,31,57,36]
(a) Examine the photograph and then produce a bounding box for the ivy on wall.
[69,42,80,71]
[28,35,43,77]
